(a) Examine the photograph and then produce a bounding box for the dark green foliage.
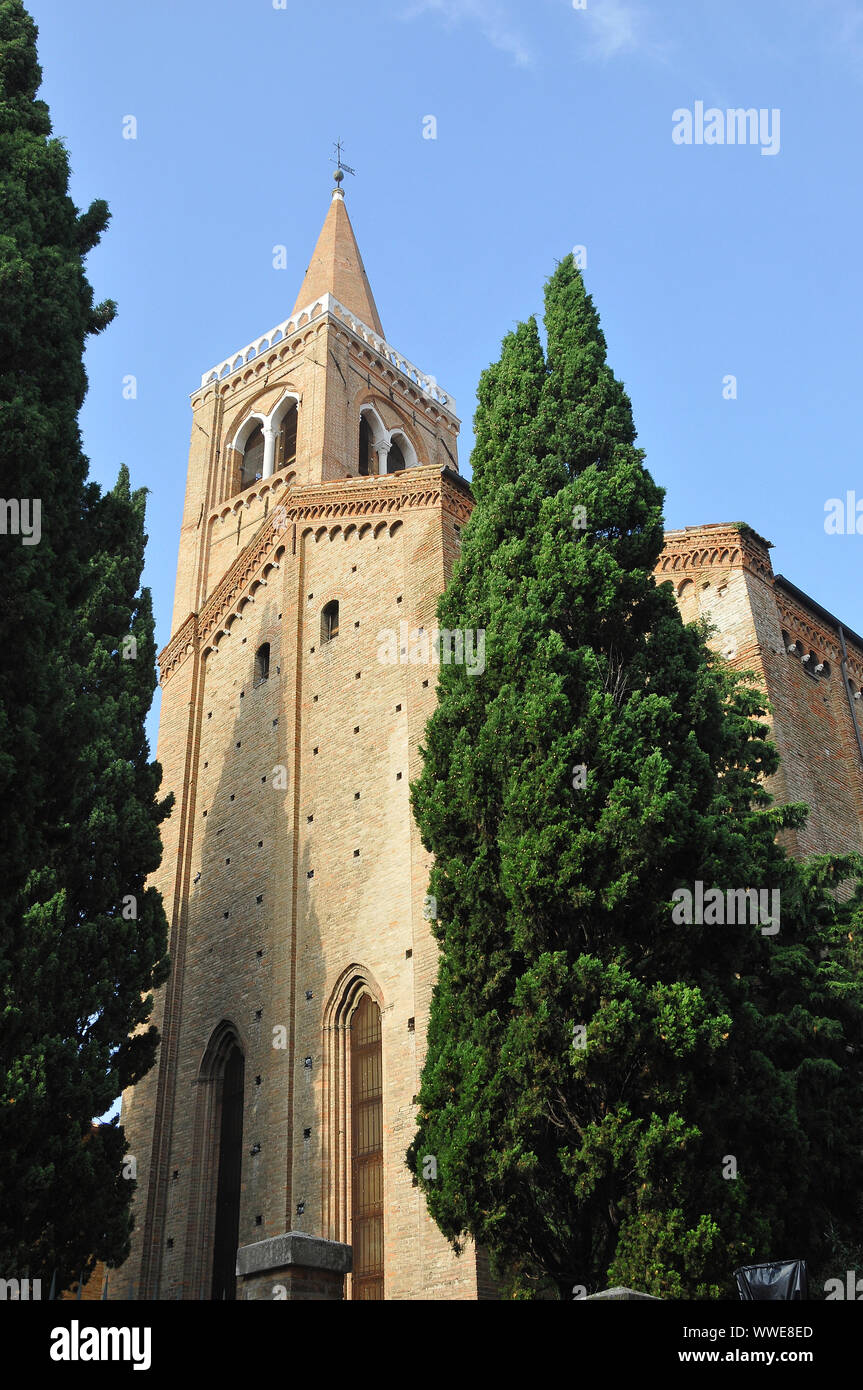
[0,2,170,1288]
[408,254,863,1298]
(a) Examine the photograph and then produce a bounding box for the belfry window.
[386,440,406,474]
[321,601,339,643]
[239,425,264,491]
[276,404,298,470]
[358,415,373,476]
[254,642,270,684]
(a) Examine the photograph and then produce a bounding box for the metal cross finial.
[330,139,356,186]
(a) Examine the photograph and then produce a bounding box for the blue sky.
[25,0,863,753]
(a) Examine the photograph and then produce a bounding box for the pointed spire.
[292,173,384,337]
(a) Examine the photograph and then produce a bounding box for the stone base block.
[236,1233,352,1301]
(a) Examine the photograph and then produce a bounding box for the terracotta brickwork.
[61,1263,107,1301]
[656,523,863,859]
[291,189,384,335]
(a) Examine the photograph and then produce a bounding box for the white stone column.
[376,439,391,476]
[262,424,276,479]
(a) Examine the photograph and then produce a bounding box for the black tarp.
[734,1260,809,1301]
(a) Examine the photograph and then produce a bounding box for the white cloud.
[401,0,666,69]
[579,0,647,60]
[401,0,534,69]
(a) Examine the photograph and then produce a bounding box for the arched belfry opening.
[358,414,373,475]
[274,399,298,471]
[239,425,264,491]
[387,430,418,472]
[358,405,386,477]
[386,439,406,474]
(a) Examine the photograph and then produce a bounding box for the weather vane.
[330,139,356,186]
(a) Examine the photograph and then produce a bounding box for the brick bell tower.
[113,170,493,1301]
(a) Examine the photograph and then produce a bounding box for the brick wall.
[657,523,863,859]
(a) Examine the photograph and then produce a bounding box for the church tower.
[115,174,487,1299]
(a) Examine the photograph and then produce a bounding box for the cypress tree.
[0,1,170,1288]
[408,255,863,1298]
